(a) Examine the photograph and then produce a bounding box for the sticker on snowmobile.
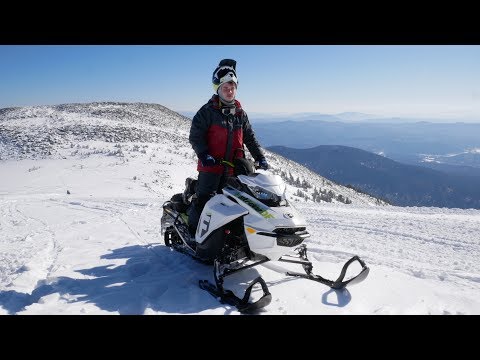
[234,192,274,219]
[200,213,212,237]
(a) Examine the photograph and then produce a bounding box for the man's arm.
[189,108,211,157]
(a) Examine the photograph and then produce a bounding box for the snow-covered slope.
[0,102,386,206]
[1,102,478,315]
[1,156,479,315]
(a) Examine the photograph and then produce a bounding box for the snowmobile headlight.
[247,185,285,205]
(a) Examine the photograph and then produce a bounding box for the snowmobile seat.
[170,193,189,213]
[182,177,197,205]
[234,157,255,176]
[225,176,244,191]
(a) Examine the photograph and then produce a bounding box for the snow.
[1,103,479,315]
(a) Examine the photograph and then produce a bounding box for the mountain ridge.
[0,102,387,207]
[268,145,480,209]
[253,119,480,174]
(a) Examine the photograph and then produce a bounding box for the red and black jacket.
[189,95,265,175]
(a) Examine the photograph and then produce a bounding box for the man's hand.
[258,158,269,170]
[199,153,217,167]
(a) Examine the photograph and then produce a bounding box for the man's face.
[219,81,237,102]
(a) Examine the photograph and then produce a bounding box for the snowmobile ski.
[199,276,271,313]
[279,244,370,289]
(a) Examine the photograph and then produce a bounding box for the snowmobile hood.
[223,187,307,230]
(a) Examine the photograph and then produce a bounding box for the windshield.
[237,173,288,207]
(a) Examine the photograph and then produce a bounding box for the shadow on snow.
[0,244,351,314]
[0,245,258,314]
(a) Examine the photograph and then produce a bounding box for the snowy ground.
[1,154,479,315]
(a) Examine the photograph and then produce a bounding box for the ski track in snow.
[1,196,160,314]
[298,203,480,288]
[0,199,58,290]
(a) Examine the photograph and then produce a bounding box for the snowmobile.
[160,157,369,313]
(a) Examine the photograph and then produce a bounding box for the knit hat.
[212,59,238,94]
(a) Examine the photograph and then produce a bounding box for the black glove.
[198,152,216,167]
[258,158,269,170]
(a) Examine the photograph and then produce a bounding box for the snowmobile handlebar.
[217,158,235,168]
[216,158,263,170]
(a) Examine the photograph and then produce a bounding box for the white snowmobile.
[161,158,369,313]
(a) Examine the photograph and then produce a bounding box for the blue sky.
[1,45,479,120]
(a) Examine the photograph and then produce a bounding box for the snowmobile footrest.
[199,276,272,313]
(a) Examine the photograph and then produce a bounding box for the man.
[187,58,269,236]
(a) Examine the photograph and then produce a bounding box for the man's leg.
[187,172,221,237]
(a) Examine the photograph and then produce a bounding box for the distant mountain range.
[268,145,480,209]
[251,119,480,177]
[181,110,480,124]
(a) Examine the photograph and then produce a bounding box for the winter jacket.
[189,95,265,175]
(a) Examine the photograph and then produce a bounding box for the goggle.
[213,66,238,85]
[221,106,236,116]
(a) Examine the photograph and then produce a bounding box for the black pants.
[187,171,223,236]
